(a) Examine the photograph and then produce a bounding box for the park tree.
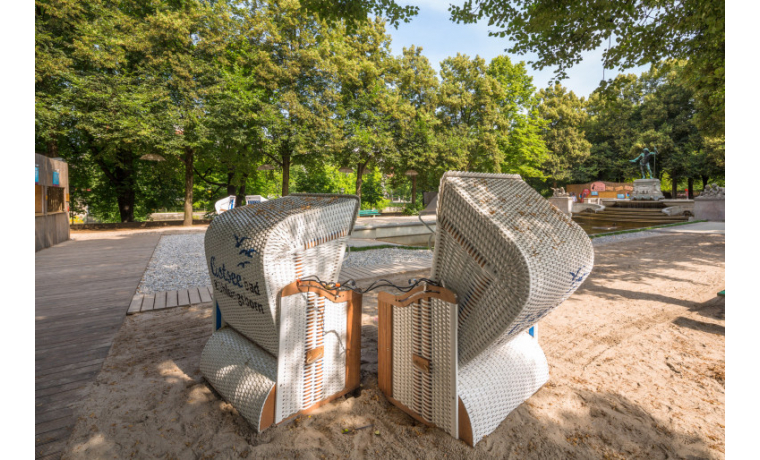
[486,55,547,179]
[436,53,510,173]
[387,45,440,205]
[35,0,230,222]
[535,84,591,186]
[584,73,646,182]
[448,0,724,137]
[331,17,403,199]
[245,0,340,197]
[143,2,231,225]
[582,62,723,195]
[636,64,704,198]
[195,63,270,207]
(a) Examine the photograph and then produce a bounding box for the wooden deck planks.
[166,290,178,308]
[127,294,143,315]
[35,232,161,459]
[178,289,190,307]
[199,286,212,303]
[188,287,201,305]
[141,293,155,312]
[153,291,167,310]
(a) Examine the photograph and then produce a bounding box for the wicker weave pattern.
[199,327,277,431]
[458,332,549,445]
[321,296,348,399]
[431,172,594,365]
[276,293,307,423]
[392,306,413,407]
[392,296,458,437]
[274,290,349,422]
[204,194,359,357]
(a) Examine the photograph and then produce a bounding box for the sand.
[61,232,725,459]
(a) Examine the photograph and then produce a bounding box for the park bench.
[377,172,594,445]
[200,194,361,432]
[358,209,381,217]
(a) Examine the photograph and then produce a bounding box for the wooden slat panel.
[165,290,178,308]
[153,291,167,311]
[177,289,190,307]
[188,287,201,305]
[199,285,212,303]
[127,294,143,315]
[141,293,155,312]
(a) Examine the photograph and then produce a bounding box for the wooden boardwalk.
[35,233,161,459]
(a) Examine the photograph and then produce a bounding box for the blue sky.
[385,1,650,99]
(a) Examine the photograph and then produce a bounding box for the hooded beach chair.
[200,194,361,431]
[378,172,594,445]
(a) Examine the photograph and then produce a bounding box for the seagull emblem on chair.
[233,234,251,248]
[568,266,588,291]
[239,248,258,258]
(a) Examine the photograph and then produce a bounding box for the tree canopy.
[448,0,724,136]
[36,0,724,223]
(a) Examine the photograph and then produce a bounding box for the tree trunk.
[355,161,367,198]
[411,175,417,206]
[46,140,58,158]
[235,173,248,208]
[183,147,194,226]
[701,175,710,190]
[116,187,136,223]
[113,150,136,222]
[671,175,678,199]
[687,178,694,200]
[227,171,236,198]
[281,154,290,196]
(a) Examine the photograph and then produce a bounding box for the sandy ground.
[61,233,725,459]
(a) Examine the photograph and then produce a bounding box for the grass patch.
[347,244,430,252]
[589,220,709,238]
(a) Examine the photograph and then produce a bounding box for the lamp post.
[405,170,418,206]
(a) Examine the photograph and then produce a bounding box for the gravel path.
[137,233,209,294]
[137,235,434,294]
[342,248,433,268]
[136,230,663,294]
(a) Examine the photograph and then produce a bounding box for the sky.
[385,1,650,99]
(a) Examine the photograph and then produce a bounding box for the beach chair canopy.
[431,172,594,365]
[204,194,359,357]
[201,194,361,431]
[379,172,594,446]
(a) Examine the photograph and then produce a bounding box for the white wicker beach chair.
[200,194,361,431]
[378,172,594,445]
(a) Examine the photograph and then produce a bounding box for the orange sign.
[590,181,606,192]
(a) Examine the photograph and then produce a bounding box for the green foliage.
[582,62,722,187]
[358,169,387,208]
[299,0,418,29]
[36,0,723,223]
[536,84,592,183]
[449,0,724,137]
[402,200,425,215]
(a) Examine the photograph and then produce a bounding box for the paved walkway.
[35,233,162,459]
[651,221,725,234]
